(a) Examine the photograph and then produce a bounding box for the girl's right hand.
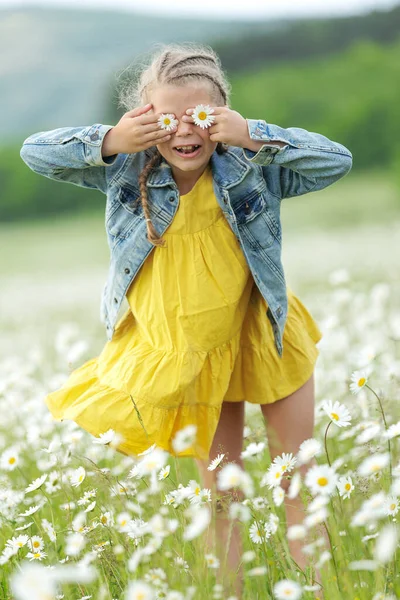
[101,104,176,157]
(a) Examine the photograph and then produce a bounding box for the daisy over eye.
[192,104,215,129]
[158,114,179,131]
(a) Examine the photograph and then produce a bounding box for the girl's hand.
[102,104,177,156]
[182,106,251,148]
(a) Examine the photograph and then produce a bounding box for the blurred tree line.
[3,6,400,222]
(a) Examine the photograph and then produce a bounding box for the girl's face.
[149,84,218,178]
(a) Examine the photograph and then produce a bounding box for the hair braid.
[138,150,166,247]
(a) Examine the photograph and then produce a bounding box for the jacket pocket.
[236,190,281,249]
[106,186,143,246]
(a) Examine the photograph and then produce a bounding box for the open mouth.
[173,144,202,158]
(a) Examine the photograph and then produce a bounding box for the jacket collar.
[146,146,251,190]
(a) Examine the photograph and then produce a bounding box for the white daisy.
[125,579,155,600]
[240,442,266,460]
[249,521,265,544]
[296,438,323,465]
[383,420,400,440]
[260,462,284,489]
[172,424,197,453]
[191,104,215,129]
[374,524,399,564]
[358,453,390,477]
[205,553,220,569]
[272,486,285,506]
[27,550,47,561]
[349,369,369,394]
[207,453,225,471]
[70,466,86,487]
[337,475,354,499]
[5,535,29,553]
[27,536,44,552]
[0,447,20,471]
[157,114,179,131]
[273,578,303,599]
[25,474,48,494]
[248,566,268,576]
[385,496,399,516]
[92,428,119,445]
[321,399,352,428]
[304,464,338,496]
[158,465,170,480]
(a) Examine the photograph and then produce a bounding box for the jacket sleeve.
[19,124,119,195]
[241,119,353,199]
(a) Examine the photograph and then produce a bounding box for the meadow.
[0,170,399,599]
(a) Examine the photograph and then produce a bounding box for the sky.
[2,0,399,20]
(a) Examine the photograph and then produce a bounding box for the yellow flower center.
[194,487,200,495]
[198,111,207,120]
[358,378,366,386]
[33,541,40,548]
[345,483,351,490]
[164,118,171,126]
[331,412,339,421]
[121,520,127,526]
[33,552,41,558]
[9,457,16,464]
[79,475,84,482]
[390,503,396,510]
[317,477,328,487]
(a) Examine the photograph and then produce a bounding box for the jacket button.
[276,306,282,317]
[90,132,99,141]
[124,267,130,274]
[169,195,175,202]
[114,297,118,303]
[244,202,250,214]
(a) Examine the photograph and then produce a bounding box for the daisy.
[92,428,120,445]
[296,438,323,466]
[349,368,369,394]
[385,496,399,516]
[172,424,197,453]
[207,453,225,471]
[374,524,399,564]
[249,521,265,544]
[260,462,284,489]
[304,464,338,496]
[158,465,170,480]
[240,442,266,460]
[183,505,211,541]
[25,474,48,494]
[65,532,86,556]
[137,448,169,475]
[191,104,215,129]
[321,399,352,428]
[337,475,354,499]
[357,453,390,477]
[0,447,20,471]
[157,114,179,131]
[70,466,86,487]
[6,535,29,553]
[287,471,302,499]
[18,504,42,517]
[272,486,285,507]
[229,502,251,522]
[125,580,155,600]
[41,519,56,542]
[27,536,44,552]
[383,420,400,440]
[273,578,303,600]
[205,553,220,569]
[27,550,48,561]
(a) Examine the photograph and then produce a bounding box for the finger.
[124,103,153,118]
[140,121,177,135]
[136,111,176,126]
[142,129,175,143]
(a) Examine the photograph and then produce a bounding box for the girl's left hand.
[182,106,251,148]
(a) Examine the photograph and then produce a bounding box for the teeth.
[176,145,198,152]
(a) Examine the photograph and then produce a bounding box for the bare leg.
[195,400,246,599]
[261,373,328,597]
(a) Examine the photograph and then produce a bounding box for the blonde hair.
[116,42,232,247]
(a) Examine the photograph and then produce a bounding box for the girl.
[20,42,352,598]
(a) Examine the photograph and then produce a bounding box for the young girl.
[20,42,352,598]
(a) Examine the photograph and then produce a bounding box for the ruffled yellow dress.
[45,164,322,460]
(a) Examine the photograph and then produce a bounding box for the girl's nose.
[175,116,194,133]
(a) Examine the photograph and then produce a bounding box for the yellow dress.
[45,164,322,460]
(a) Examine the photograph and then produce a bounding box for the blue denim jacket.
[20,119,352,357]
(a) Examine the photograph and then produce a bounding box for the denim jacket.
[20,119,352,357]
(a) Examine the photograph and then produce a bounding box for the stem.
[324,422,332,467]
[365,384,392,479]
